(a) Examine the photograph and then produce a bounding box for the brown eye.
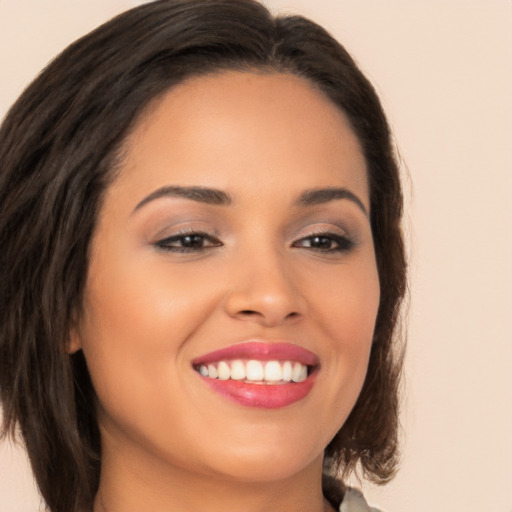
[293,233,354,253]
[155,232,222,253]
[178,234,208,248]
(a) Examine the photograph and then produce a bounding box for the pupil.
[312,236,331,248]
[183,235,203,247]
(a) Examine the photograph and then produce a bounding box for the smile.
[196,359,309,383]
[192,341,319,408]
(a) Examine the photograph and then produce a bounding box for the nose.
[223,249,306,327]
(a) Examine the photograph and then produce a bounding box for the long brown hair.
[0,1,406,511]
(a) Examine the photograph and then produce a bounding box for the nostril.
[237,310,300,320]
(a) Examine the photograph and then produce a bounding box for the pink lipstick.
[192,341,319,409]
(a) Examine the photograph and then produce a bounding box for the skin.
[70,71,380,512]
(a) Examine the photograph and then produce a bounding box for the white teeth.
[246,360,264,381]
[197,360,310,383]
[264,361,282,381]
[230,360,246,380]
[207,364,218,379]
[282,361,293,382]
[292,362,307,383]
[218,361,230,380]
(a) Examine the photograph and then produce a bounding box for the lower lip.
[199,374,317,409]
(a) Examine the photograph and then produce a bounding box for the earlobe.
[66,327,83,354]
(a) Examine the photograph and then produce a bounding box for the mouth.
[195,359,310,384]
[192,342,319,409]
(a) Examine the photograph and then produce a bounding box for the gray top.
[339,487,383,512]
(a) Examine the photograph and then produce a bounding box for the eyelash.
[292,232,355,253]
[154,231,354,254]
[154,230,222,253]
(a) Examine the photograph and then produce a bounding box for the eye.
[292,232,354,253]
[154,231,222,253]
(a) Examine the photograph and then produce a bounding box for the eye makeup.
[154,229,222,253]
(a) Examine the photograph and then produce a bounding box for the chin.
[196,432,326,484]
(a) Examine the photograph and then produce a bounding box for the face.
[72,71,380,486]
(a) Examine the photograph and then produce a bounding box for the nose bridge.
[224,237,304,325]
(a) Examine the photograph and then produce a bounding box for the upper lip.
[192,341,319,367]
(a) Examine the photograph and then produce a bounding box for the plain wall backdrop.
[1,1,511,511]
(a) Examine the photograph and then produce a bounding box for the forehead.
[111,71,369,209]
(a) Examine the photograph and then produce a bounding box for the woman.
[0,1,406,511]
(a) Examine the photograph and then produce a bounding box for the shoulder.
[339,487,384,512]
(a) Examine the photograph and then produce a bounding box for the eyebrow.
[297,187,368,216]
[133,185,367,216]
[133,185,232,212]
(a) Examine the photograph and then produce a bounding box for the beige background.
[1,1,511,511]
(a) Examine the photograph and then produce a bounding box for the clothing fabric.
[339,487,383,512]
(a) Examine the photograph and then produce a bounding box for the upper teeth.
[197,360,308,383]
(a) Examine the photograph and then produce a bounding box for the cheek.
[76,254,218,419]
[326,279,379,355]
[312,249,380,345]
[81,248,217,349]
[310,253,380,409]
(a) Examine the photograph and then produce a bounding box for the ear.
[66,325,83,354]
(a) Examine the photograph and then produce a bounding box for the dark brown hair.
[0,1,406,511]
